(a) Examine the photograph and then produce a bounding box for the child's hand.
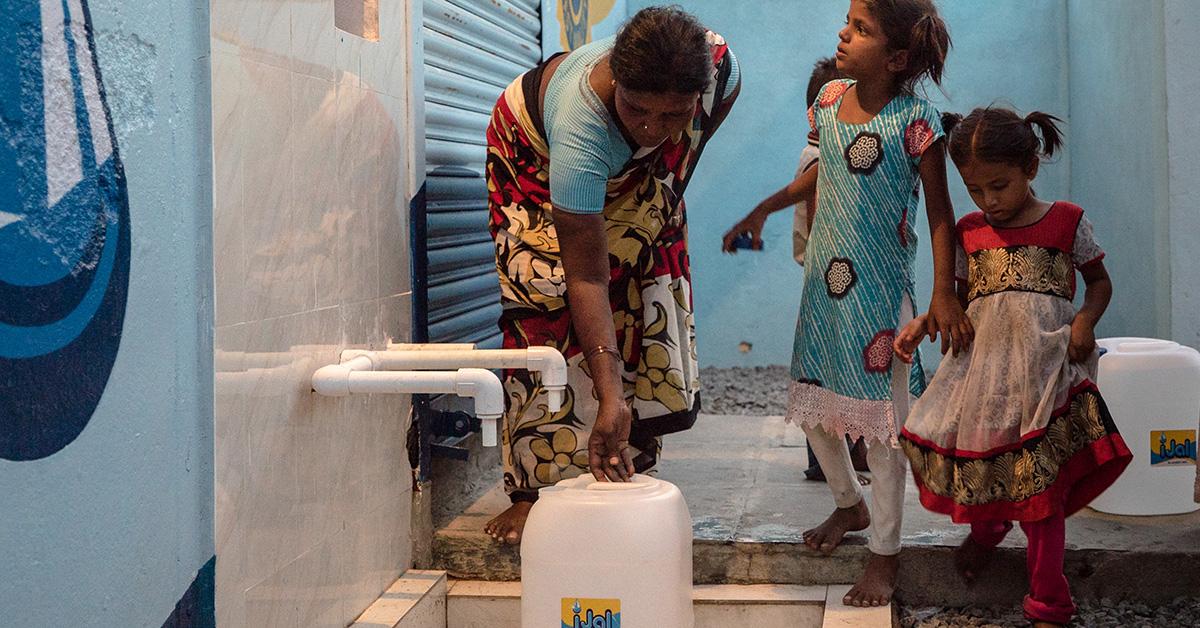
[1068,316,1097,363]
[893,315,929,364]
[927,291,974,356]
[721,208,767,253]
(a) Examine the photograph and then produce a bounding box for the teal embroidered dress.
[787,79,943,445]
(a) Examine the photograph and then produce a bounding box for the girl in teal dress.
[724,0,971,607]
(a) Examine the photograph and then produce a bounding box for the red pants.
[970,512,1075,624]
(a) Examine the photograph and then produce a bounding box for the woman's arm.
[919,143,974,355]
[553,208,635,482]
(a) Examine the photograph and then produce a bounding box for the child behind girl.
[723,0,971,607]
[895,108,1132,628]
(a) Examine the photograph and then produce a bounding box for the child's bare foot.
[843,552,899,607]
[954,534,995,585]
[1031,622,1064,628]
[802,499,870,554]
[850,438,870,473]
[803,468,871,486]
[484,501,533,545]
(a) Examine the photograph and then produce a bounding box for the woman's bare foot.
[802,499,870,554]
[843,552,899,607]
[954,534,995,585]
[484,502,533,545]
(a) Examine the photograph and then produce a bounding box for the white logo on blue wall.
[0,0,130,461]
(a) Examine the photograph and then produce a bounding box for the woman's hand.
[893,314,929,364]
[588,399,635,482]
[1068,315,1097,363]
[722,207,767,253]
[926,290,974,356]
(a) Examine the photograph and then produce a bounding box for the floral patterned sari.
[486,37,733,500]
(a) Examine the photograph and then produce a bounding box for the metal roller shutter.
[416,0,541,349]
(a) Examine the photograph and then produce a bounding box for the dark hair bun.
[611,6,710,94]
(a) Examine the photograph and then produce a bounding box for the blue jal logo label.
[1150,430,1197,467]
[561,598,621,628]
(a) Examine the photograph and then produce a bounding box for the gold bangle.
[584,345,621,362]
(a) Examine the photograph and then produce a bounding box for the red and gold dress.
[900,202,1132,522]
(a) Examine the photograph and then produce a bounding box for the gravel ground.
[901,598,1200,627]
[702,366,1200,627]
[699,365,791,415]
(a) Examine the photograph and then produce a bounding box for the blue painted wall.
[627,0,1070,366]
[0,0,215,625]
[542,0,628,58]
[1067,0,1170,341]
[1165,0,1200,349]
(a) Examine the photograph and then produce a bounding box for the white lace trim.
[784,381,899,447]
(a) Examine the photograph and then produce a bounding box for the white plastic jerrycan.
[521,473,693,628]
[1091,337,1200,516]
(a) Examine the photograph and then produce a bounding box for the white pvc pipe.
[311,359,504,446]
[347,346,567,412]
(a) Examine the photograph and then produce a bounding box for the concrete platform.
[433,415,1200,606]
[446,580,877,628]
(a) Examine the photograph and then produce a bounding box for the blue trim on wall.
[162,556,216,628]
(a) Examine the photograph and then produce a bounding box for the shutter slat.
[426,101,490,145]
[429,271,499,309]
[427,175,488,202]
[430,302,502,343]
[427,240,494,277]
[423,64,503,115]
[428,209,489,238]
[426,138,485,174]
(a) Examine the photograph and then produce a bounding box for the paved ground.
[901,597,1200,628]
[698,365,793,415]
[435,413,1200,613]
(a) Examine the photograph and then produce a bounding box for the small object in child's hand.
[731,233,762,251]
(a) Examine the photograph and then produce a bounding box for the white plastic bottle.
[521,474,694,627]
[1091,337,1200,516]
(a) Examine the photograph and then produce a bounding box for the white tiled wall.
[211,1,415,625]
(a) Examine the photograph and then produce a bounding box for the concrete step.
[432,415,1200,607]
[433,489,1200,607]
[446,579,894,628]
[352,570,447,628]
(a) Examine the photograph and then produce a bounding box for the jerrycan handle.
[582,473,653,491]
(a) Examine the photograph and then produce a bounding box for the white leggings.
[802,294,915,556]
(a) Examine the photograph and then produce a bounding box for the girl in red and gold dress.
[893,108,1132,628]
